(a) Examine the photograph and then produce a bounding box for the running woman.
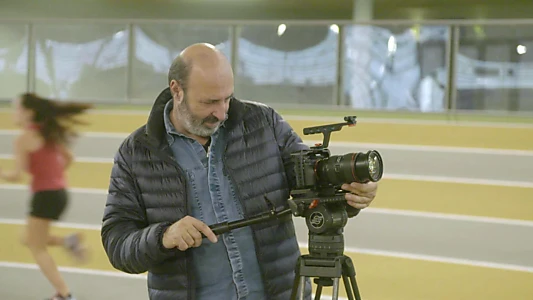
[0,93,93,300]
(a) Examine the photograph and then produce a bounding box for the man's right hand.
[162,216,218,251]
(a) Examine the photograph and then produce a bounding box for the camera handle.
[201,195,293,237]
[303,116,357,149]
[208,207,292,236]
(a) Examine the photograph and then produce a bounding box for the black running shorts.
[29,189,68,220]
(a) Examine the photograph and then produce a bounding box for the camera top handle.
[303,116,357,149]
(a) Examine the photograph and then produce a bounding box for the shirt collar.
[163,99,176,133]
[163,99,186,145]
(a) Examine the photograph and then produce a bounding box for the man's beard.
[175,95,225,138]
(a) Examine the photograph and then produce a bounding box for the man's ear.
[169,80,182,101]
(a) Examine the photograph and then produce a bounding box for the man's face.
[171,65,234,138]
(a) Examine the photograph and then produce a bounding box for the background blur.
[0,0,532,299]
[2,0,533,114]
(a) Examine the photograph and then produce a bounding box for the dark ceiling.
[1,0,533,21]
[372,0,533,20]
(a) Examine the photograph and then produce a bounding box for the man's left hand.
[341,182,378,209]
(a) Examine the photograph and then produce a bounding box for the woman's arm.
[59,143,74,169]
[0,133,30,182]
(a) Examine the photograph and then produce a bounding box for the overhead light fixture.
[517,45,527,55]
[329,24,339,34]
[387,36,397,54]
[277,24,287,36]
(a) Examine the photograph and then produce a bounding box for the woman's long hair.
[20,93,93,146]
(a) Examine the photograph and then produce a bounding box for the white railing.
[1,19,533,115]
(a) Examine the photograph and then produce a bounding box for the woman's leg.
[25,216,71,297]
[21,230,88,265]
[47,235,65,246]
[20,232,64,247]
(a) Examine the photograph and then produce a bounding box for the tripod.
[290,234,362,300]
[202,195,365,300]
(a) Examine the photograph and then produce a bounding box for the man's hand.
[341,182,378,209]
[162,216,218,251]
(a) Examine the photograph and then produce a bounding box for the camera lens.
[367,151,382,181]
[315,150,383,185]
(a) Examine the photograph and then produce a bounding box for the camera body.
[291,147,331,189]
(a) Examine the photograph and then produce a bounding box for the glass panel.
[33,23,129,102]
[0,23,28,101]
[342,25,450,112]
[456,25,533,112]
[235,24,338,107]
[130,24,232,104]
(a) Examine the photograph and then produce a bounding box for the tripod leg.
[342,275,355,300]
[291,257,302,300]
[349,276,361,300]
[332,278,340,300]
[314,282,323,300]
[343,256,361,300]
[299,276,307,300]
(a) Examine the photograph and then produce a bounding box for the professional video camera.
[288,115,382,247]
[206,116,384,300]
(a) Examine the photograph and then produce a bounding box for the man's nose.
[213,102,228,121]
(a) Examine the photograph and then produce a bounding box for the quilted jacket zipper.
[222,150,269,296]
[137,137,195,300]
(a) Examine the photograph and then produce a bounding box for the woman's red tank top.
[27,124,67,192]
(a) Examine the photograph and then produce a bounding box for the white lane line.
[382,174,533,188]
[282,115,533,129]
[322,141,533,156]
[1,110,532,127]
[3,216,533,271]
[333,245,533,274]
[363,208,533,227]
[0,184,108,195]
[2,129,532,156]
[3,106,533,127]
[1,217,532,273]
[0,262,349,300]
[1,219,531,274]
[0,108,150,116]
[0,261,147,279]
[1,182,533,227]
[1,188,532,226]
[0,129,130,139]
[1,186,531,227]
[1,154,531,187]
[0,218,102,230]
[0,154,113,163]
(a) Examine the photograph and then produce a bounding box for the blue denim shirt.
[163,100,266,300]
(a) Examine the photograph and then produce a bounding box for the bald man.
[101,43,378,300]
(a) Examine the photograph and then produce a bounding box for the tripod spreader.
[203,208,293,237]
